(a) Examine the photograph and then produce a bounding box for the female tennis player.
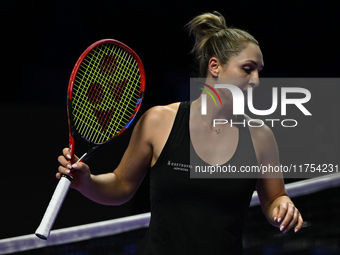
[57,11,303,254]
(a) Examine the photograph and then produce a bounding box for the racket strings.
[72,43,142,144]
[77,49,140,139]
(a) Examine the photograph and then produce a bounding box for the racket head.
[67,39,145,158]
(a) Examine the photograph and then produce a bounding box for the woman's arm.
[56,106,167,205]
[250,122,303,233]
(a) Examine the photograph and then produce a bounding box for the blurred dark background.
[0,0,339,247]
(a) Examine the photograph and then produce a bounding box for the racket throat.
[78,147,99,163]
[78,152,89,162]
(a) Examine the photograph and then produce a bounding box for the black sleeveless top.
[136,102,258,254]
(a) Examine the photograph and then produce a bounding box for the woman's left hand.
[271,196,303,234]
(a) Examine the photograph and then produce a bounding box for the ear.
[207,57,221,78]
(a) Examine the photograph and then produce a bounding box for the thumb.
[71,161,87,171]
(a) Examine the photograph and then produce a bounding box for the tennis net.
[1,173,339,254]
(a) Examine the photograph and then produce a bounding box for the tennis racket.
[35,39,145,240]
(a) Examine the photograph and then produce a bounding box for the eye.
[242,67,252,74]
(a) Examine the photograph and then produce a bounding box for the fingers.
[277,201,289,224]
[58,161,72,177]
[56,148,91,191]
[271,201,288,224]
[294,213,303,233]
[281,206,297,234]
[62,148,72,160]
[58,154,69,167]
[272,206,279,222]
[56,172,62,179]
[62,148,80,162]
[273,201,303,234]
[69,162,87,171]
[57,155,88,176]
[57,148,78,179]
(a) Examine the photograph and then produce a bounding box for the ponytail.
[186,11,258,77]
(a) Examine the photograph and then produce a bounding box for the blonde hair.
[186,11,259,77]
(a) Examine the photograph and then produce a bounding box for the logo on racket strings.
[86,54,127,132]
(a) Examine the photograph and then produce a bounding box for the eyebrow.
[245,60,264,69]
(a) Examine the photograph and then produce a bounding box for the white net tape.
[1,172,340,254]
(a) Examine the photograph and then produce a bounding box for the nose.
[248,78,260,88]
[249,71,260,88]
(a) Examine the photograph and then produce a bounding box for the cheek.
[223,78,249,90]
[230,67,248,80]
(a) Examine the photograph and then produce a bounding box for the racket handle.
[35,175,72,240]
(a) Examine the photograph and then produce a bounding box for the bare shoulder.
[135,102,180,142]
[145,102,180,118]
[138,103,181,165]
[140,102,180,127]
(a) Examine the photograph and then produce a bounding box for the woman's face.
[218,42,264,89]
